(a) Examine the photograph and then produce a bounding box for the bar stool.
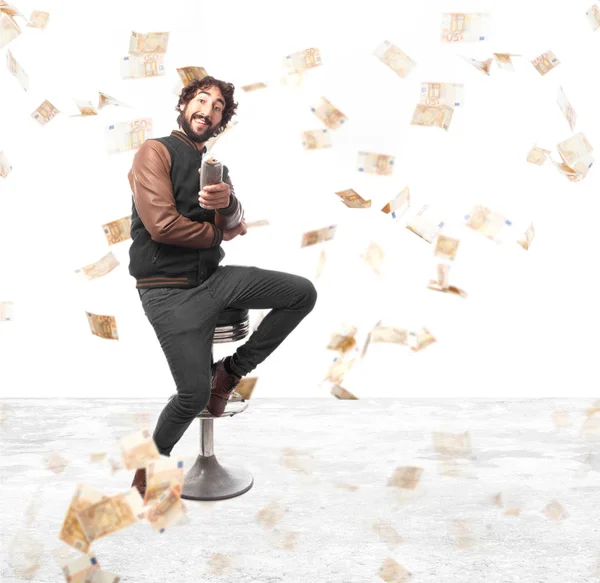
[169,307,254,501]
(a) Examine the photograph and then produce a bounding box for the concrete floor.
[1,398,599,583]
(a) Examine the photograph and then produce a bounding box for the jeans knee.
[179,391,209,416]
[299,278,318,311]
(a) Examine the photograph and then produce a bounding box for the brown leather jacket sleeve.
[128,140,223,249]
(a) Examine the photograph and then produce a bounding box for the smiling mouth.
[193,116,209,127]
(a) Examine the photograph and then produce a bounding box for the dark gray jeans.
[138,265,318,456]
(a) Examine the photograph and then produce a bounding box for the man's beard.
[180,112,217,143]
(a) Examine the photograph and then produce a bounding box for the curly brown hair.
[175,76,238,136]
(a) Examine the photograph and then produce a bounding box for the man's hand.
[222,219,247,242]
[198,182,230,210]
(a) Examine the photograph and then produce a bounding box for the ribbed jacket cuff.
[212,223,223,246]
[217,193,239,216]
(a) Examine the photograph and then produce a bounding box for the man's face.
[180,86,225,143]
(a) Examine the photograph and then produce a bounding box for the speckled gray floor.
[1,398,599,583]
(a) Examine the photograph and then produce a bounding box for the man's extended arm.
[129,140,223,248]
[214,169,244,231]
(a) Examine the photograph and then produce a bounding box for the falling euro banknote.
[420,83,464,108]
[434,234,460,261]
[61,552,100,583]
[177,66,208,87]
[464,204,512,242]
[26,10,49,29]
[440,13,489,43]
[335,188,371,208]
[557,86,577,131]
[587,4,600,30]
[98,92,131,110]
[0,12,20,49]
[241,82,267,92]
[0,151,12,178]
[102,216,131,245]
[75,488,144,542]
[74,251,120,281]
[555,132,594,181]
[129,31,169,55]
[302,129,331,150]
[411,104,453,131]
[517,222,535,250]
[6,48,28,90]
[357,151,395,175]
[493,53,520,72]
[144,457,185,506]
[146,485,188,533]
[283,47,322,74]
[406,204,445,243]
[301,225,337,247]
[311,96,348,129]
[31,100,59,126]
[374,40,416,79]
[120,54,164,79]
[531,50,560,76]
[58,484,108,553]
[533,134,595,181]
[105,118,152,153]
[86,312,118,340]
[381,186,410,220]
[526,145,552,166]
[460,56,493,75]
[119,428,160,470]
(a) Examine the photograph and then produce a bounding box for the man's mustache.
[192,114,211,125]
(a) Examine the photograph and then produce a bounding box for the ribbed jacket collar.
[171,130,208,154]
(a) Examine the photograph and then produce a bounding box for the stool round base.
[181,454,254,501]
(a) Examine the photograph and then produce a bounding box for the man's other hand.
[199,182,230,210]
[222,219,247,242]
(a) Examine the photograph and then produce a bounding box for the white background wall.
[0,0,598,398]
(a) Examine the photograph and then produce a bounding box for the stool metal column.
[179,307,254,501]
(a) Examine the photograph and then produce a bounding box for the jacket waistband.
[136,266,217,289]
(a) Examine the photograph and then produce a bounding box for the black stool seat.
[215,307,249,327]
[213,307,250,343]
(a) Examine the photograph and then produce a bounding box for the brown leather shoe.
[131,468,146,499]
[206,358,241,417]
